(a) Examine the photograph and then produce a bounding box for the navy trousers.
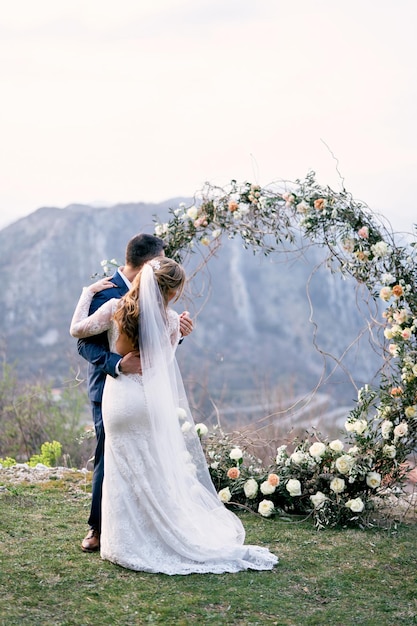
[88,401,105,532]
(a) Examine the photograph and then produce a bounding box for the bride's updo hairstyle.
[113,257,186,345]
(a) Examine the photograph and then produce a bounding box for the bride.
[70,257,278,575]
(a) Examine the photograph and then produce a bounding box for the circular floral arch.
[153,172,416,527]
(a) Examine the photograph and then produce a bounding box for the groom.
[78,233,193,552]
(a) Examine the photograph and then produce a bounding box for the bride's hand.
[89,278,116,294]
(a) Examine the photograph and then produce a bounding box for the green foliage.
[201,423,413,529]
[0,456,17,467]
[0,363,92,468]
[28,440,62,467]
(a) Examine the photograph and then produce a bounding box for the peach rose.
[227,467,240,480]
[390,386,403,397]
[357,226,369,239]
[388,344,399,357]
[194,216,208,228]
[392,284,403,298]
[267,473,280,487]
[228,200,239,212]
[355,250,370,261]
[314,198,326,210]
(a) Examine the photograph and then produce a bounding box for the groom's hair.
[125,233,166,268]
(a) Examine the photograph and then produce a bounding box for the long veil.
[138,263,246,553]
[138,262,220,495]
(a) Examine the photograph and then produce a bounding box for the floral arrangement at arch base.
[153,172,417,528]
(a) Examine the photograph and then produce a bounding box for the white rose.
[335,454,355,475]
[309,442,326,459]
[286,479,302,497]
[329,439,344,453]
[381,420,393,439]
[348,445,359,455]
[346,497,365,513]
[258,499,275,517]
[244,478,259,499]
[210,461,219,470]
[177,408,187,421]
[379,286,392,301]
[310,491,327,509]
[260,480,276,495]
[187,206,198,220]
[290,451,305,465]
[394,422,408,438]
[181,421,192,433]
[353,419,368,435]
[345,420,356,432]
[405,406,417,418]
[218,487,231,503]
[366,471,381,489]
[275,445,287,464]
[371,241,390,258]
[238,203,250,215]
[195,423,208,437]
[229,447,243,461]
[330,477,345,493]
[296,200,309,214]
[211,228,221,239]
[383,444,396,458]
[381,273,395,284]
[154,223,168,237]
[384,327,394,340]
[390,324,402,336]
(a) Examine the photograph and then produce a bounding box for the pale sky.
[1,0,416,233]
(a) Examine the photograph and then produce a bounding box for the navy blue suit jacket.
[77,271,129,403]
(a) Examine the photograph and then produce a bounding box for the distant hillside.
[0,200,383,431]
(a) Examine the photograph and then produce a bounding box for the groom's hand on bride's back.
[120,350,142,375]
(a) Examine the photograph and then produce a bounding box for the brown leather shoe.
[81,528,100,552]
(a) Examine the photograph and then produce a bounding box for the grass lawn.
[0,473,416,626]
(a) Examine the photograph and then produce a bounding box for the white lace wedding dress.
[71,287,278,575]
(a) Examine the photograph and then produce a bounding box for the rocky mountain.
[0,200,383,432]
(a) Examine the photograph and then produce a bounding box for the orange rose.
[314,198,326,210]
[228,201,239,212]
[227,467,240,480]
[355,250,370,261]
[267,473,280,487]
[392,285,403,298]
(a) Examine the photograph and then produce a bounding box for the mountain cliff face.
[0,201,382,427]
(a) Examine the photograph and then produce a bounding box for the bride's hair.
[114,257,186,345]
